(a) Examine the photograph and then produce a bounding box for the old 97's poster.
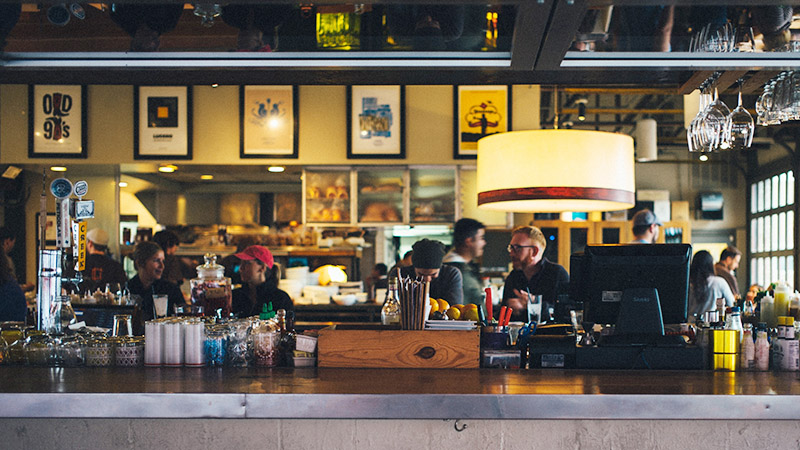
[29,85,86,158]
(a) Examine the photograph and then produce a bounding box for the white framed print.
[28,85,87,158]
[347,85,405,159]
[134,86,192,160]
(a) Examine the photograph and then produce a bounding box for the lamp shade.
[477,130,635,212]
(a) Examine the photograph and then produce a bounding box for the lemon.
[437,299,450,312]
[446,307,461,320]
[462,307,479,322]
[452,304,465,312]
[429,298,439,315]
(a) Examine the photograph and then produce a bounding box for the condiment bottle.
[760,294,776,329]
[381,276,401,326]
[782,316,799,372]
[774,282,791,318]
[755,329,770,371]
[725,306,744,343]
[740,327,755,370]
[191,254,232,318]
[789,292,800,322]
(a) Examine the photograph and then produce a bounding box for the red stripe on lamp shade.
[477,186,635,205]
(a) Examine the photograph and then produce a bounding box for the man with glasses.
[501,226,569,323]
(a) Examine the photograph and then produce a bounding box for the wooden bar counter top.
[1,367,799,420]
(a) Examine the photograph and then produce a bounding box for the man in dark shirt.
[714,245,741,299]
[443,218,486,306]
[399,239,463,306]
[231,245,293,318]
[501,225,569,323]
[82,228,128,292]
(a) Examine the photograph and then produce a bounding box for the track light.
[575,98,589,122]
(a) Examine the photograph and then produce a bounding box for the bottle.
[774,282,791,318]
[190,254,232,318]
[276,309,296,367]
[742,299,757,325]
[783,316,800,371]
[789,293,800,322]
[760,294,776,329]
[740,327,755,370]
[381,277,401,326]
[725,306,744,343]
[773,317,787,371]
[755,329,770,371]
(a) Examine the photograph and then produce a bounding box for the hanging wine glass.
[726,87,754,150]
[706,87,731,149]
[688,89,708,152]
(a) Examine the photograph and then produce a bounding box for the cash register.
[569,244,704,369]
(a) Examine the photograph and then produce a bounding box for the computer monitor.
[570,244,691,329]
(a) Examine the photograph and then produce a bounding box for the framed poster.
[28,85,87,158]
[454,85,511,159]
[134,86,192,160]
[347,85,405,159]
[240,85,298,158]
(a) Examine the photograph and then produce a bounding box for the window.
[750,170,794,290]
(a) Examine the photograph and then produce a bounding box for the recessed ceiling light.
[201,174,214,180]
[158,164,178,173]
[699,154,708,162]
[268,166,285,173]
[211,83,219,88]
[50,166,67,172]
[118,181,128,188]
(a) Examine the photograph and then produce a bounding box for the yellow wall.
[2,84,542,166]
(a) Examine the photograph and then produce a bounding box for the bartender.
[399,239,463,306]
[501,226,569,322]
[231,245,293,318]
[127,241,184,322]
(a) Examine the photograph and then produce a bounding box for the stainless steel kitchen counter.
[1,367,799,419]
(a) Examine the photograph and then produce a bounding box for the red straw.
[503,308,513,327]
[485,287,493,320]
[498,306,507,326]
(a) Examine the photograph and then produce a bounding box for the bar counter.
[2,367,799,420]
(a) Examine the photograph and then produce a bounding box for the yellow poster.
[457,86,509,157]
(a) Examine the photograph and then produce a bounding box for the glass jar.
[24,333,53,366]
[86,336,114,367]
[50,296,77,334]
[115,337,144,367]
[1,324,25,365]
[56,334,86,367]
[226,321,250,367]
[252,322,279,367]
[191,254,232,319]
[204,326,227,367]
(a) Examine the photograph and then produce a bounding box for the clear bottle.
[760,294,776,329]
[740,327,755,371]
[725,306,744,343]
[381,277,401,326]
[755,329,770,371]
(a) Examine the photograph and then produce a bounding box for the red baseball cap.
[234,245,274,269]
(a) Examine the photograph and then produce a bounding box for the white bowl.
[332,294,357,306]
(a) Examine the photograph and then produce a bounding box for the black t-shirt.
[83,253,128,291]
[127,275,184,322]
[501,258,569,322]
[232,277,293,318]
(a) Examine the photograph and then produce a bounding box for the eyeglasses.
[507,244,536,253]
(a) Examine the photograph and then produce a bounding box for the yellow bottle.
[775,281,791,319]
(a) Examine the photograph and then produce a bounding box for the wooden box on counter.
[317,325,480,369]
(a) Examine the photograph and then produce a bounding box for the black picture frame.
[239,85,299,159]
[347,85,405,159]
[28,85,88,159]
[453,85,512,160]
[134,86,193,160]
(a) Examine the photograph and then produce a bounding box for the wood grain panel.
[318,329,480,369]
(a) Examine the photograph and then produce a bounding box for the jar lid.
[196,253,225,279]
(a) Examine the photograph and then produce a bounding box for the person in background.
[109,3,184,51]
[127,241,184,323]
[388,250,413,277]
[81,228,127,292]
[366,263,388,302]
[688,250,735,318]
[714,245,741,299]
[399,239,463,306]
[443,218,486,306]
[0,246,25,322]
[0,226,17,280]
[630,209,662,243]
[221,236,259,286]
[231,245,293,318]
[153,230,184,287]
[501,225,569,323]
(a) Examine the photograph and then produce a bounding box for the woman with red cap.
[231,245,293,318]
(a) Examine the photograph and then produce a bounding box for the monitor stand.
[597,288,685,348]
